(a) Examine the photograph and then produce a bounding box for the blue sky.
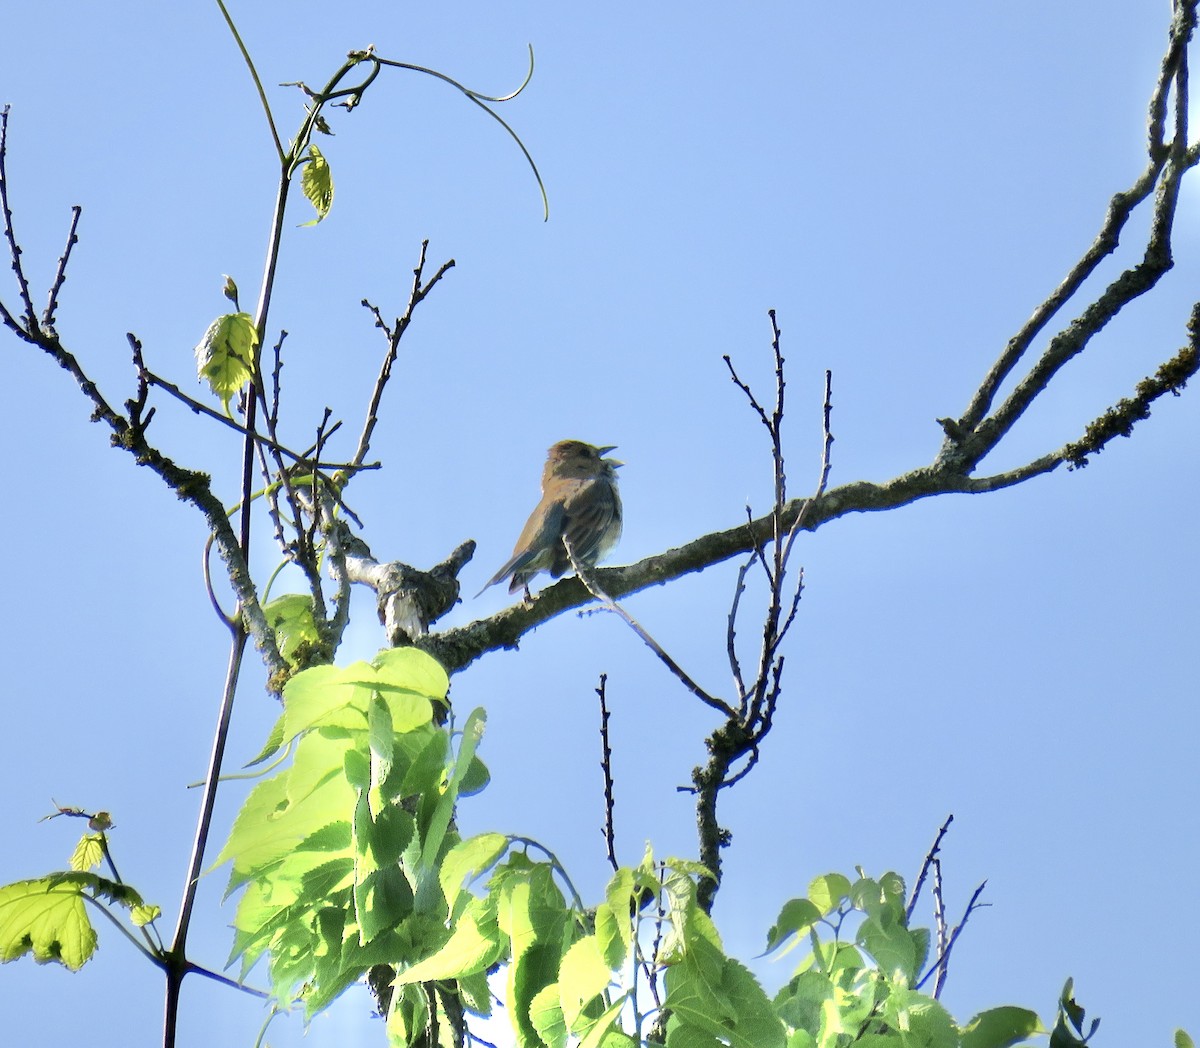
[2,3,1198,1046]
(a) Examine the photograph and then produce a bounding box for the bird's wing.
[475,500,567,596]
[560,481,620,567]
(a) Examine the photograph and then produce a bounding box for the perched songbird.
[478,440,622,596]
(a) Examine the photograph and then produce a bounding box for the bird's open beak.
[598,446,622,467]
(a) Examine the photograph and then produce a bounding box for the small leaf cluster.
[217,648,489,1018]
[0,829,161,971]
[767,872,1039,1048]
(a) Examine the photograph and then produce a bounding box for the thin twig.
[568,545,736,718]
[725,557,754,704]
[354,242,455,467]
[139,364,376,474]
[947,1,1200,463]
[596,675,619,872]
[918,880,990,998]
[268,329,287,430]
[0,106,36,328]
[42,204,81,330]
[906,814,954,921]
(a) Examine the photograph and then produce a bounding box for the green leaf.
[264,594,320,670]
[961,1006,1043,1048]
[883,988,958,1048]
[391,896,503,984]
[808,873,852,916]
[664,934,786,1048]
[193,311,257,411]
[0,878,97,970]
[353,863,414,947]
[373,647,450,705]
[458,754,491,797]
[774,970,834,1036]
[439,832,508,916]
[368,695,395,816]
[300,143,334,224]
[529,981,568,1048]
[215,733,357,891]
[765,897,822,953]
[1177,1032,1195,1048]
[69,834,103,872]
[414,708,487,908]
[857,912,917,982]
[577,994,632,1048]
[558,933,613,1030]
[130,903,161,927]
[496,862,571,1047]
[280,656,441,747]
[244,711,286,767]
[280,663,375,741]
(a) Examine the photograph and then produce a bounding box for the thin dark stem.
[725,557,753,704]
[354,243,456,467]
[139,366,373,473]
[907,814,954,921]
[569,548,735,718]
[42,204,81,329]
[214,0,284,161]
[183,960,271,1000]
[0,106,36,328]
[164,629,248,1048]
[917,880,989,998]
[597,674,619,872]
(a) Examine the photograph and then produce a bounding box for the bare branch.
[354,241,456,467]
[139,362,377,475]
[0,106,37,330]
[42,204,81,331]
[725,557,753,704]
[907,814,954,921]
[943,1,1200,471]
[919,879,990,999]
[596,674,619,873]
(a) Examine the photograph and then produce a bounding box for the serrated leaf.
[0,878,97,970]
[774,970,834,1036]
[214,732,357,890]
[439,832,507,915]
[70,834,103,872]
[885,989,958,1048]
[857,912,917,982]
[765,897,822,953]
[530,981,568,1048]
[194,311,257,411]
[558,934,613,1030]
[808,873,852,916]
[664,934,786,1048]
[391,897,503,985]
[578,994,631,1048]
[300,143,333,225]
[415,708,487,905]
[372,648,450,716]
[131,903,161,927]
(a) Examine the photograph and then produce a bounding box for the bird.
[477,440,623,597]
